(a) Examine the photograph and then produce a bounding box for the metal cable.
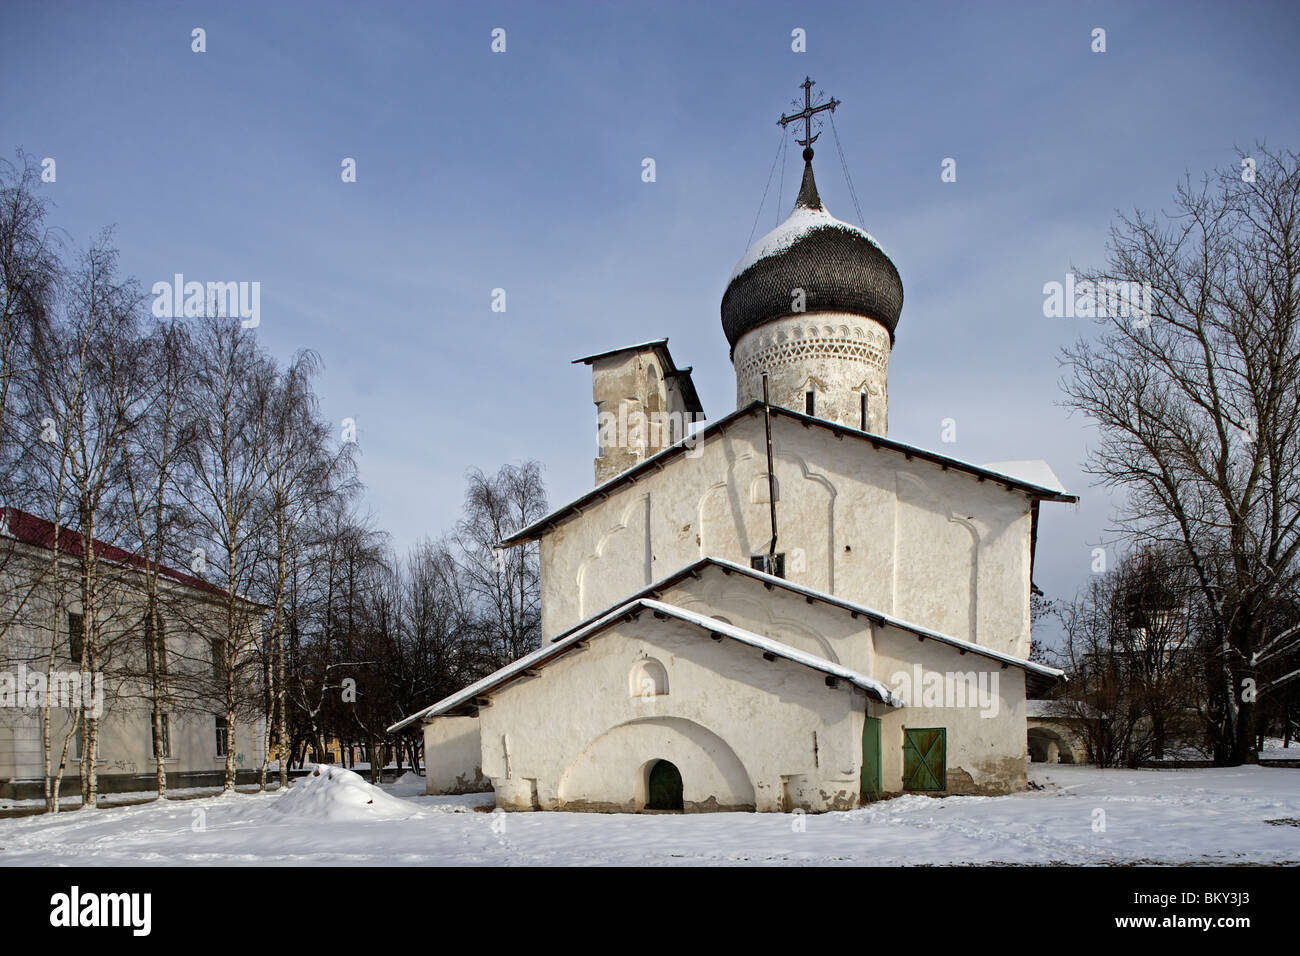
[830,112,866,227]
[745,130,787,254]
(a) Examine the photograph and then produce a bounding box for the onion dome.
[721,154,903,350]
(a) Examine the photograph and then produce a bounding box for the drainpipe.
[762,373,778,560]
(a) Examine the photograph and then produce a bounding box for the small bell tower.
[574,339,705,486]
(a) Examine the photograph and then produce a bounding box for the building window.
[751,553,785,578]
[211,638,228,684]
[860,393,869,431]
[145,613,167,676]
[902,727,946,791]
[629,658,670,699]
[805,391,815,416]
[153,711,172,759]
[68,612,84,663]
[215,716,229,757]
[74,722,84,760]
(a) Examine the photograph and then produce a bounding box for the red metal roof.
[1,507,230,599]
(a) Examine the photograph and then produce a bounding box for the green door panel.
[861,716,882,802]
[902,728,946,791]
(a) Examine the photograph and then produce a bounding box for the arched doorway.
[646,759,684,811]
[1028,727,1075,764]
[559,717,756,812]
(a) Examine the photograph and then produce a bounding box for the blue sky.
[4,0,1298,614]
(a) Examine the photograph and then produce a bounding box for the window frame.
[215,715,229,758]
[68,611,84,664]
[211,637,229,684]
[750,553,786,579]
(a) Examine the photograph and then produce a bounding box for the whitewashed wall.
[422,715,489,794]
[0,546,265,786]
[475,614,869,813]
[539,413,1035,659]
[873,624,1028,795]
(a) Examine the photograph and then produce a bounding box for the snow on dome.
[730,204,887,282]
[720,158,904,348]
[271,764,423,822]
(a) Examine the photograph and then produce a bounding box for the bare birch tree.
[27,236,143,806]
[454,462,545,670]
[178,316,274,791]
[119,319,196,797]
[255,349,355,790]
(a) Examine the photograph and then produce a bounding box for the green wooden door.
[647,760,684,810]
[902,728,946,791]
[860,716,882,802]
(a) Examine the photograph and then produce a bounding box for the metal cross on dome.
[778,77,840,151]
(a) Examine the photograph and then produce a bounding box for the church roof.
[387,596,900,730]
[498,401,1076,548]
[721,159,904,350]
[548,556,1066,693]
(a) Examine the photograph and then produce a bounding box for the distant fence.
[1138,756,1300,769]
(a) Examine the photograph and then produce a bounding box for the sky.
[3,0,1298,621]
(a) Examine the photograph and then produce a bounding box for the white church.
[391,84,1074,812]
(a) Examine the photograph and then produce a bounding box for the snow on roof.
[730,205,888,282]
[499,403,1077,547]
[638,599,901,706]
[698,557,1067,681]
[387,596,901,731]
[979,460,1068,496]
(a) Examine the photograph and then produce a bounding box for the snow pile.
[271,765,422,822]
[385,771,429,797]
[730,205,887,281]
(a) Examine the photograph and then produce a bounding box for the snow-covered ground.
[0,764,1296,866]
[0,784,271,812]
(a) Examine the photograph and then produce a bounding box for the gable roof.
[387,596,901,731]
[0,507,252,604]
[546,555,1066,691]
[499,401,1076,548]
